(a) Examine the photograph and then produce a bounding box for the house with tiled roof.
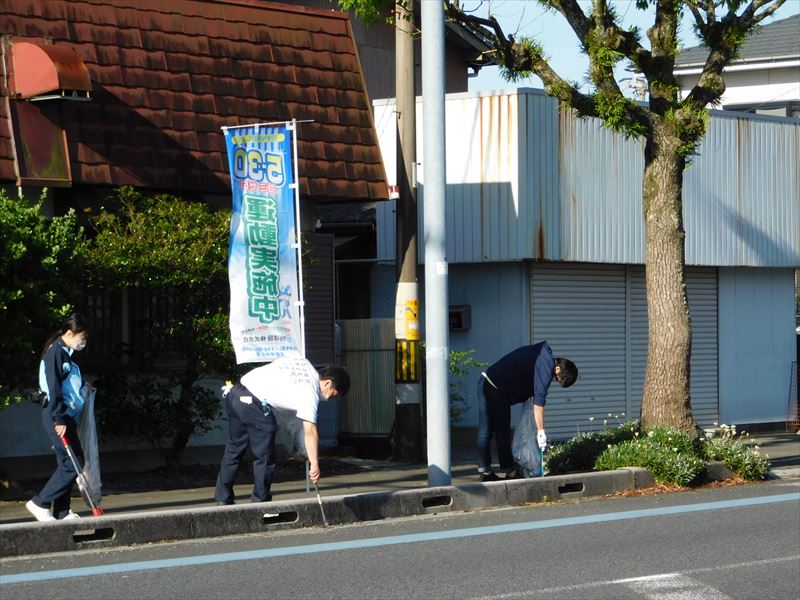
[0,0,389,204]
[0,0,397,368]
[675,13,800,116]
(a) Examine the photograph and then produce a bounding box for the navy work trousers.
[33,411,84,519]
[215,384,277,504]
[476,377,514,473]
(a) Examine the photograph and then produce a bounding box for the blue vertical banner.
[223,123,303,364]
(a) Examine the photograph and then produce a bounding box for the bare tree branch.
[740,0,787,26]
[445,1,598,114]
[684,1,709,38]
[446,1,651,134]
[684,0,787,109]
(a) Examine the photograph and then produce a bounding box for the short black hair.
[555,357,578,388]
[318,365,351,396]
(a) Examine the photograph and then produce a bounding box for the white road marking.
[471,555,799,599]
[621,573,730,600]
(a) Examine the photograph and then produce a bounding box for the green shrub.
[702,425,770,480]
[594,430,707,486]
[546,421,771,487]
[0,190,87,408]
[546,422,638,474]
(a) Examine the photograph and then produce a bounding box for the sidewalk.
[2,432,797,526]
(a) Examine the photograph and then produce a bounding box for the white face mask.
[73,339,87,352]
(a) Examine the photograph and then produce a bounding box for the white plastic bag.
[271,407,306,457]
[77,385,102,505]
[512,400,543,477]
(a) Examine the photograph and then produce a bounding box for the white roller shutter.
[530,263,719,439]
[685,268,720,427]
[531,263,628,439]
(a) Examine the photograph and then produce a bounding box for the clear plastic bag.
[77,385,102,505]
[512,400,543,477]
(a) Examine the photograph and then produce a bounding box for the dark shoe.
[504,467,523,480]
[479,471,500,482]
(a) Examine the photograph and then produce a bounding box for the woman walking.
[26,313,90,522]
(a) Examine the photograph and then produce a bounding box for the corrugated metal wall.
[557,105,646,264]
[338,318,395,436]
[374,90,800,268]
[683,113,800,266]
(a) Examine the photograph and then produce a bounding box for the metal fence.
[338,318,395,436]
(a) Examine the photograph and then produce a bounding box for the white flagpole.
[288,118,306,358]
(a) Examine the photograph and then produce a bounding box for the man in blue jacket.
[477,341,578,481]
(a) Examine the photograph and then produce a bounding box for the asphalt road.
[1,480,798,599]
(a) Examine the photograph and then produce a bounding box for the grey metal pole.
[421,0,450,487]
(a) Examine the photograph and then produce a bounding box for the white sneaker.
[61,510,81,520]
[26,500,56,522]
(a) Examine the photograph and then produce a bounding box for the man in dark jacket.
[477,341,578,481]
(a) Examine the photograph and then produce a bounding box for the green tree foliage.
[337,0,400,24]
[85,187,237,468]
[0,190,87,409]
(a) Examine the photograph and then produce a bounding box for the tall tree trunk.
[640,128,698,435]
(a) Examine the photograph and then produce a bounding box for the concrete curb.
[0,468,653,558]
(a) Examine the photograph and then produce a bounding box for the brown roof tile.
[0,0,387,202]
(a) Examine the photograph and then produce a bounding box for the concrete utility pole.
[421,0,450,487]
[392,1,423,463]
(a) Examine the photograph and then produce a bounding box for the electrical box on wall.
[449,305,471,331]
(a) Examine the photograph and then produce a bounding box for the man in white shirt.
[214,356,351,504]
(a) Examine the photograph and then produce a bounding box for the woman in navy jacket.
[26,313,90,522]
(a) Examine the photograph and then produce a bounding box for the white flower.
[648,431,655,437]
[588,417,595,422]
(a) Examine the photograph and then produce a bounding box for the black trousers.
[215,384,277,504]
[34,411,84,519]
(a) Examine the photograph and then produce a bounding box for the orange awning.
[7,42,91,100]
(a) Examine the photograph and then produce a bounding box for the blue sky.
[466,0,800,94]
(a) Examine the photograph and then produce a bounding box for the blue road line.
[2,492,798,585]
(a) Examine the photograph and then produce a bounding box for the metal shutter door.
[530,263,628,439]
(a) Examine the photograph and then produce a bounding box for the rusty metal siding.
[557,106,647,264]
[520,91,560,261]
[375,90,800,267]
[684,113,800,267]
[437,92,525,262]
